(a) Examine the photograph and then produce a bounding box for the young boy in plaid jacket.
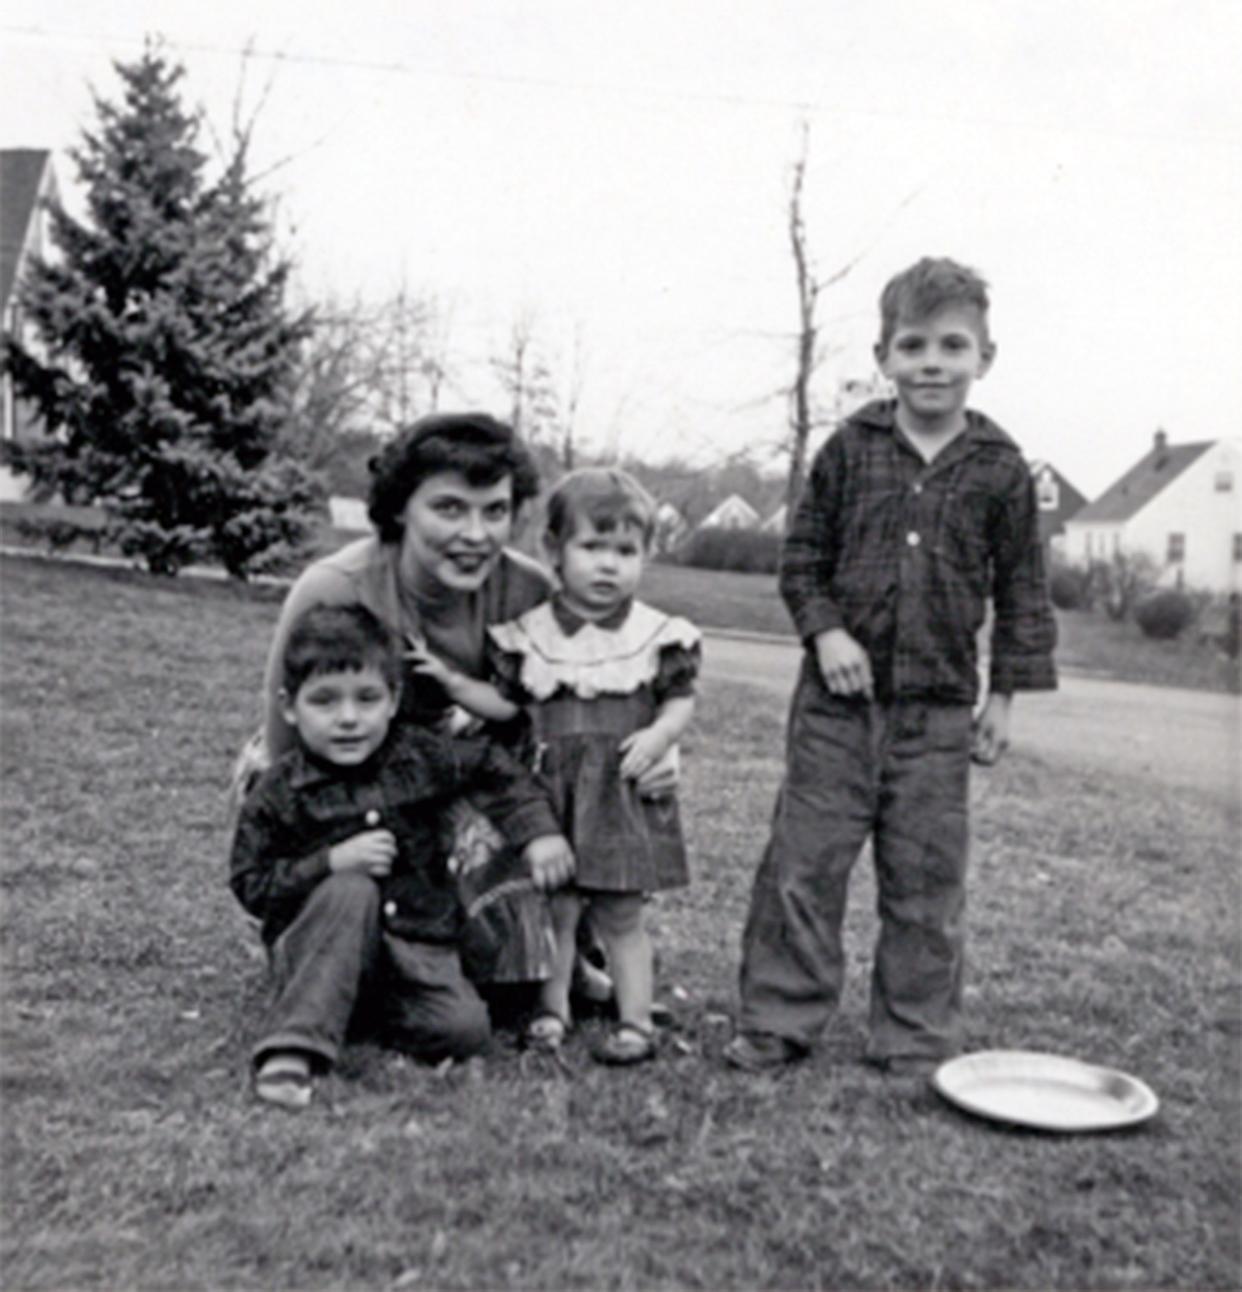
[725,257,1057,1077]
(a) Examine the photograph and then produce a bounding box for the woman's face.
[398,470,515,594]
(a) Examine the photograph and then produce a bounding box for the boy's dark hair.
[281,604,402,697]
[877,257,991,354]
[544,467,657,549]
[367,412,543,544]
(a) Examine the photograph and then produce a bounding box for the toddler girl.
[488,468,701,1064]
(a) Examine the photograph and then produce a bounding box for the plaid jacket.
[780,400,1057,704]
[229,726,558,946]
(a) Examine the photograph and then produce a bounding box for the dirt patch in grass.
[2,553,1239,1290]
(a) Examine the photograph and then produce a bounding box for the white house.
[697,493,760,531]
[1,148,58,499]
[1062,430,1242,593]
[760,504,787,534]
[653,499,687,552]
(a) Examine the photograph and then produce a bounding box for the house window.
[1036,472,1060,510]
[1216,471,1234,492]
[1167,533,1185,563]
[1233,534,1242,563]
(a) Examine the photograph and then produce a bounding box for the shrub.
[1049,563,1092,611]
[675,527,781,574]
[1134,589,1196,640]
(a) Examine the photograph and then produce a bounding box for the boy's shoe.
[255,1050,313,1110]
[723,1031,806,1072]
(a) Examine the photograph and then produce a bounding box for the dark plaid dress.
[489,598,701,894]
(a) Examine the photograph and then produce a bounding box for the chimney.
[1153,427,1168,467]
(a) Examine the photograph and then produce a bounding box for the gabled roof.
[1,148,52,315]
[699,493,760,528]
[1072,436,1215,524]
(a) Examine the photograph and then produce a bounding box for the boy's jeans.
[738,661,974,1061]
[252,872,491,1070]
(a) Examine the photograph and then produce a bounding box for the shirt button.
[383,900,397,918]
[906,531,921,547]
[365,809,381,827]
[912,482,923,494]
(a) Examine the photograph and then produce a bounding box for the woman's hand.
[523,834,575,891]
[329,829,396,877]
[618,725,673,783]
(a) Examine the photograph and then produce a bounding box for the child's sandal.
[593,1023,656,1066]
[255,1051,313,1110]
[524,1011,570,1052]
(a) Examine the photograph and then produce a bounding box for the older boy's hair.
[544,467,657,548]
[878,257,991,354]
[281,604,403,697]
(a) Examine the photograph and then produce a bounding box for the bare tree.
[781,123,925,527]
[785,123,819,524]
[491,308,560,450]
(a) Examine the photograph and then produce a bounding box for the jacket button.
[383,900,397,918]
[906,531,921,547]
[365,809,381,827]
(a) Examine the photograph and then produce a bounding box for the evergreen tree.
[2,43,320,578]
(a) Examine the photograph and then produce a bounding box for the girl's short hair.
[543,467,657,549]
[877,257,991,355]
[282,604,402,697]
[367,412,543,543]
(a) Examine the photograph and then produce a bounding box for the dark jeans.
[253,872,491,1071]
[738,660,974,1061]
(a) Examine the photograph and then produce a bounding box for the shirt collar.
[551,594,633,636]
[286,733,392,790]
[854,399,1014,454]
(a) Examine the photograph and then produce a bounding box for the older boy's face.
[282,666,399,767]
[876,305,994,430]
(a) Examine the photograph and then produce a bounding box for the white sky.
[2,0,1239,495]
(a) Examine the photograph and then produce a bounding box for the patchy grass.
[1,552,1239,1291]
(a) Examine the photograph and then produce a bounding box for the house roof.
[1072,436,1215,524]
[1,149,52,315]
[699,493,760,527]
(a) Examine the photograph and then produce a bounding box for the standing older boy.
[725,257,1056,1076]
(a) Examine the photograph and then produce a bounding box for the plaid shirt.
[230,726,558,946]
[781,400,1056,704]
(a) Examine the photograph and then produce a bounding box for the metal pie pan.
[932,1050,1159,1132]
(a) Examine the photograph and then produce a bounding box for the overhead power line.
[1,21,1237,146]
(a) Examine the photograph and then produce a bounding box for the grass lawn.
[1,553,1239,1291]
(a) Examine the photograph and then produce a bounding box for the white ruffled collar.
[489,599,700,701]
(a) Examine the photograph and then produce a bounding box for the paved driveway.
[702,632,1241,807]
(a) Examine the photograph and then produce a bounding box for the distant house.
[653,500,687,553]
[2,148,58,499]
[1027,459,1087,555]
[697,493,759,531]
[1063,429,1242,593]
[760,504,786,534]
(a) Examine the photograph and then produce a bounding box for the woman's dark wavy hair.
[366,412,542,544]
